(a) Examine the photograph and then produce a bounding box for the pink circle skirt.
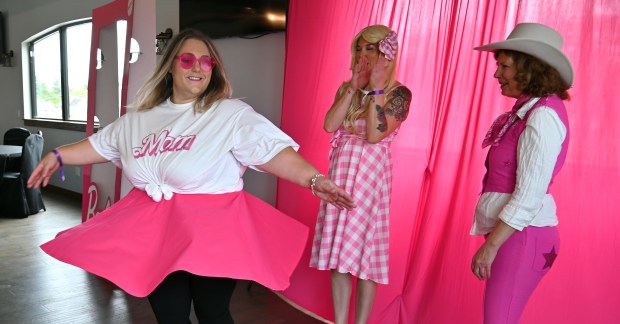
[41,189,309,297]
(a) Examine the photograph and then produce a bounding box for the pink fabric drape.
[277,0,620,323]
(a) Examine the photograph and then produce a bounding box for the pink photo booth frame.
[83,0,134,222]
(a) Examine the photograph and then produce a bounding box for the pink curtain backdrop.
[276,0,620,323]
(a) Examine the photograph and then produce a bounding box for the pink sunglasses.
[174,53,216,71]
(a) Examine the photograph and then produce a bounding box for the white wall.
[0,0,286,206]
[215,33,286,206]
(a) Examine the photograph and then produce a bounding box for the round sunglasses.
[174,53,216,71]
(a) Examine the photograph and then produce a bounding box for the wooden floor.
[0,188,328,324]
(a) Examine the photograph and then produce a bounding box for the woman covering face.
[309,24,412,324]
[471,23,573,324]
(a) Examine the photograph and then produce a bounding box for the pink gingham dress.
[310,118,398,284]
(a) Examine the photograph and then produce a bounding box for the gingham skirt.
[310,121,396,284]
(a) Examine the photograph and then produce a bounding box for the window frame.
[26,19,97,132]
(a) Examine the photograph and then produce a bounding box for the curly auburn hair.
[495,50,570,100]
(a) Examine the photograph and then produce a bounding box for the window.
[28,21,92,124]
[25,20,140,131]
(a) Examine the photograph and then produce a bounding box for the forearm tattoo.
[384,86,412,121]
[376,104,387,132]
[371,86,412,132]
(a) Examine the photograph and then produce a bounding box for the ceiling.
[179,0,288,38]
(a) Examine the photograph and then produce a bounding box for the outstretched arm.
[28,139,108,188]
[256,147,356,210]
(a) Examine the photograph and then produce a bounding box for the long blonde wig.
[130,29,233,113]
[345,25,399,133]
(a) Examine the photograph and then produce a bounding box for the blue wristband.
[367,89,384,95]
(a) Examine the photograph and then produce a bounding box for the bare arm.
[324,56,371,132]
[324,83,356,132]
[365,56,412,143]
[365,86,412,143]
[28,139,108,188]
[256,147,356,210]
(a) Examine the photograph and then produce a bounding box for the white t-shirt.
[89,98,298,201]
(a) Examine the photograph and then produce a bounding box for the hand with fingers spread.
[310,175,356,210]
[27,139,107,189]
[27,152,61,189]
[369,56,389,90]
[350,55,370,90]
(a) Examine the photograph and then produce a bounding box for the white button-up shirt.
[471,98,567,235]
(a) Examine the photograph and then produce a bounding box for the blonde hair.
[130,29,233,113]
[345,25,398,133]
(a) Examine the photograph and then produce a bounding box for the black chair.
[3,127,31,146]
[0,133,46,218]
[4,127,31,173]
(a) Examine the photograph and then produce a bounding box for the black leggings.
[147,271,237,324]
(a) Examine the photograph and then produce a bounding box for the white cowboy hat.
[474,22,574,87]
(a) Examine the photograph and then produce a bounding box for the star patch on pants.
[542,246,557,270]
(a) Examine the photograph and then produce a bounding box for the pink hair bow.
[379,31,398,61]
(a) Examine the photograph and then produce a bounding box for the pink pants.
[483,226,560,324]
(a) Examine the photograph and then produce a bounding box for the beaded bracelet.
[52,149,66,181]
[310,173,325,196]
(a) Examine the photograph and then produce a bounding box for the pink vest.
[482,96,570,194]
